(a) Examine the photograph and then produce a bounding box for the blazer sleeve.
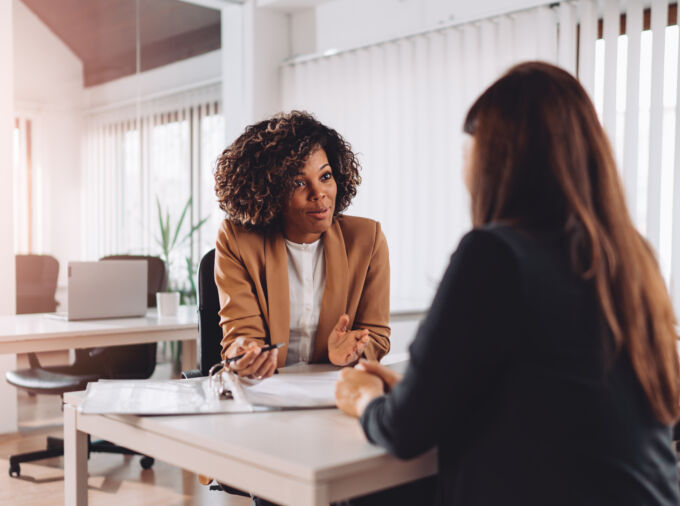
[355,221,391,361]
[359,229,521,458]
[215,221,268,359]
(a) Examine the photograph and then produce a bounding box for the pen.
[225,342,286,363]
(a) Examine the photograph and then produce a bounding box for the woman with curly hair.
[213,111,390,379]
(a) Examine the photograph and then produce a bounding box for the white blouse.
[284,238,326,365]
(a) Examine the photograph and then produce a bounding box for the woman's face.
[282,147,337,244]
[463,134,475,193]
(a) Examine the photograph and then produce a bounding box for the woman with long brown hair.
[336,61,680,505]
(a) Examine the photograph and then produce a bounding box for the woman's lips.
[307,207,330,220]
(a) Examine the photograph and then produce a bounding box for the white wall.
[1,0,17,434]
[13,0,84,303]
[290,0,554,56]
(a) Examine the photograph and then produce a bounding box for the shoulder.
[334,215,384,243]
[457,223,536,261]
[453,224,525,276]
[217,219,267,256]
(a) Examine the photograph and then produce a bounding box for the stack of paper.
[79,364,342,415]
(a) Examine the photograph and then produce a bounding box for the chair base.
[8,435,155,477]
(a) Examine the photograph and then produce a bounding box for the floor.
[0,362,251,506]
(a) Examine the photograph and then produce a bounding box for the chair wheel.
[9,462,20,477]
[140,456,154,469]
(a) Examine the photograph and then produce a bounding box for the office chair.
[183,248,222,378]
[15,254,59,314]
[5,255,166,477]
[182,249,250,498]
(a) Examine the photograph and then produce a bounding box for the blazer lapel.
[313,220,348,362]
[264,231,290,366]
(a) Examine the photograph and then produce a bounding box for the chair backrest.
[197,249,223,375]
[86,255,167,379]
[15,254,59,314]
[100,255,167,307]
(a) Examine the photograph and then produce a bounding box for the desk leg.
[181,339,197,372]
[64,404,88,506]
[0,354,18,434]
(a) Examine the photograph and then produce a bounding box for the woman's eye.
[294,180,306,188]
[321,172,333,181]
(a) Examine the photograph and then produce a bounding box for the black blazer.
[361,224,680,506]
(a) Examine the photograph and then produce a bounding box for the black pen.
[225,342,285,363]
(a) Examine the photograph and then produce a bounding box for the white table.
[63,390,437,506]
[0,306,198,434]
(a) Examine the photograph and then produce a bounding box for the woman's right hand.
[225,337,278,379]
[355,359,403,391]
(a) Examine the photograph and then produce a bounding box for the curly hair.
[214,111,361,231]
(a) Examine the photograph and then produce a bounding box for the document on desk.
[78,364,341,415]
[229,367,340,409]
[79,377,269,415]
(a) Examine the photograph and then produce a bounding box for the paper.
[78,364,342,415]
[79,377,268,415]
[226,368,341,409]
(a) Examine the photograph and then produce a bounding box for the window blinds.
[579,0,680,319]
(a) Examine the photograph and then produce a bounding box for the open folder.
[79,364,341,415]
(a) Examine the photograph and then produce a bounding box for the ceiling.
[21,0,221,87]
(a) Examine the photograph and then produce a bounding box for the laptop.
[48,261,148,321]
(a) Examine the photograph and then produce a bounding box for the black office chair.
[183,248,222,378]
[181,249,251,498]
[4,256,166,477]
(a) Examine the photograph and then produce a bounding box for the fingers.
[228,345,262,374]
[355,359,402,389]
[237,349,271,377]
[225,337,258,359]
[258,348,279,379]
[335,367,385,418]
[333,314,350,334]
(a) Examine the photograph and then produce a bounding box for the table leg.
[64,404,88,506]
[0,354,17,434]
[181,339,197,372]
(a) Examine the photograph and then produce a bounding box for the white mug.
[156,292,180,317]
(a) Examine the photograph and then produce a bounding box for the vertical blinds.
[281,6,568,311]
[82,83,223,272]
[578,0,680,319]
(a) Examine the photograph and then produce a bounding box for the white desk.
[63,391,437,506]
[0,306,198,434]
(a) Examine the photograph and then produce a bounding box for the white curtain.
[82,83,225,289]
[577,0,680,319]
[281,6,568,312]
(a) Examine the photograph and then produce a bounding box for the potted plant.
[156,195,209,370]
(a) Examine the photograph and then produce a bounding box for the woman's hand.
[355,359,403,391]
[226,337,278,379]
[335,367,384,418]
[328,314,370,366]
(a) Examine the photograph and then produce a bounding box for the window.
[83,84,225,298]
[13,116,34,254]
[590,3,679,287]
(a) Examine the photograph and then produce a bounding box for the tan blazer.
[215,215,390,366]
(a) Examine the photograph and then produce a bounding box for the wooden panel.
[20,0,221,87]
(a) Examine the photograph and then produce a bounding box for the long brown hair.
[464,61,679,424]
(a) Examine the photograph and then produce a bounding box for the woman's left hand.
[327,314,370,366]
[335,367,385,418]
